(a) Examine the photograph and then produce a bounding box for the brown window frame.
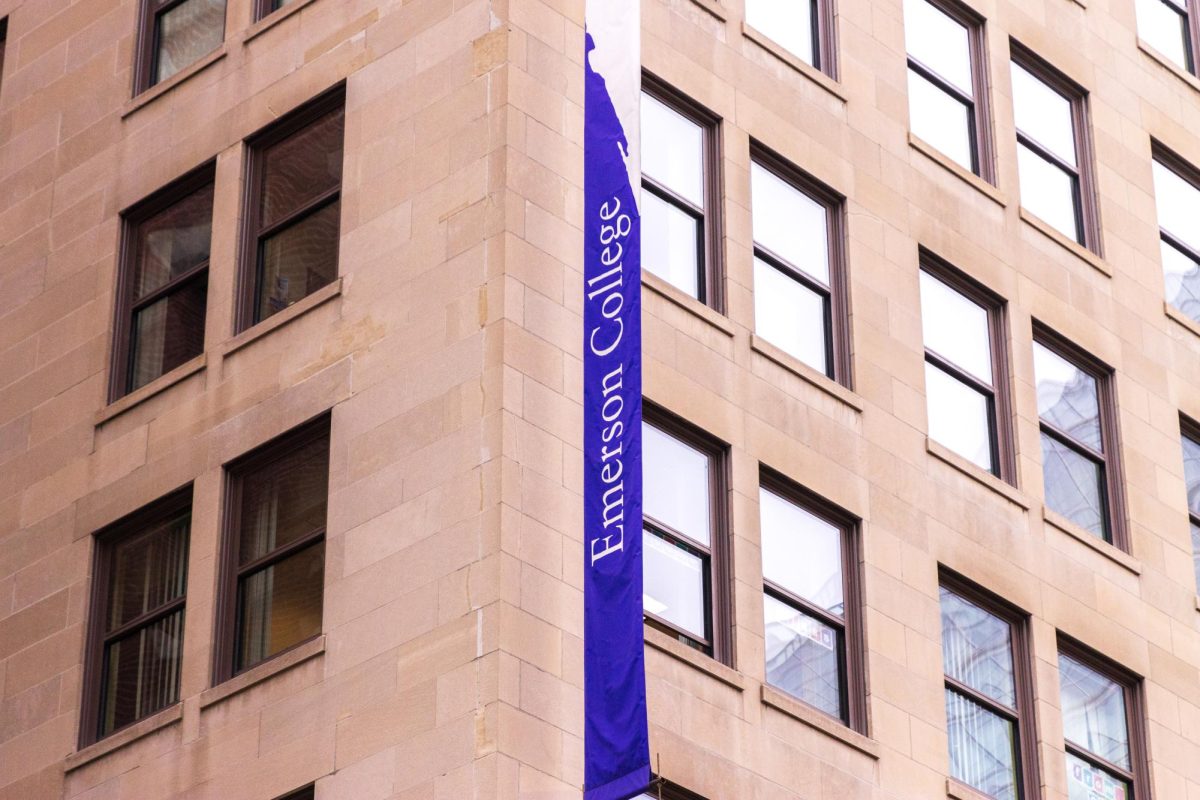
[80,486,193,748]
[750,142,853,387]
[745,0,840,78]
[760,467,867,732]
[938,567,1041,800]
[1033,324,1127,549]
[253,0,289,21]
[642,404,733,666]
[1151,141,1200,320]
[1141,0,1200,74]
[640,74,725,312]
[920,250,1016,483]
[236,84,345,333]
[133,0,227,95]
[1010,42,1102,253]
[1181,415,1200,586]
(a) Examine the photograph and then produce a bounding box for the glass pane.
[1184,434,1200,517]
[1059,653,1131,770]
[760,488,844,615]
[641,190,701,298]
[1033,343,1102,451]
[1011,62,1078,167]
[754,258,829,376]
[643,423,711,546]
[1192,522,1200,595]
[1153,159,1200,252]
[261,107,345,228]
[945,689,1019,800]
[1162,239,1200,323]
[154,0,226,85]
[129,276,208,391]
[939,587,1016,708]
[236,541,325,671]
[1137,0,1190,71]
[107,512,190,631]
[920,271,992,383]
[904,0,974,94]
[764,594,843,718]
[101,609,185,735]
[926,362,994,472]
[1018,144,1081,244]
[641,93,704,207]
[257,200,340,322]
[751,163,830,283]
[1066,752,1131,800]
[1041,433,1106,538]
[909,70,975,173]
[133,182,214,299]
[238,432,331,565]
[745,0,817,65]
[643,530,707,640]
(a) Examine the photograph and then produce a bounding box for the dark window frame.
[80,485,193,748]
[759,467,867,732]
[0,17,8,100]
[1151,141,1200,313]
[274,786,315,800]
[253,0,289,21]
[642,403,734,666]
[643,776,711,800]
[133,0,227,95]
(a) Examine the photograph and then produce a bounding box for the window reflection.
[745,0,818,65]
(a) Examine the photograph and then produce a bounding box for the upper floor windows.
[1136,0,1197,73]
[744,0,836,75]
[135,0,227,94]
[1182,420,1200,591]
[1151,147,1200,325]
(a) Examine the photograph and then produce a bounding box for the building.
[1,0,1200,798]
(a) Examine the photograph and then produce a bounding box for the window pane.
[904,0,973,94]
[130,276,208,391]
[238,433,331,565]
[1192,522,1200,594]
[745,0,816,64]
[753,258,829,375]
[641,93,704,207]
[1153,160,1200,252]
[107,513,189,631]
[926,362,994,472]
[258,201,340,322]
[1011,63,1077,168]
[101,609,185,735]
[1059,653,1131,769]
[764,594,842,717]
[908,70,974,173]
[1066,752,1131,800]
[1137,0,1190,71]
[1018,144,1081,243]
[1041,433,1106,538]
[236,541,325,671]
[1033,343,1102,451]
[1162,239,1200,323]
[641,190,701,298]
[919,271,993,383]
[133,182,214,299]
[261,107,345,228]
[643,424,711,545]
[760,489,844,615]
[643,530,707,639]
[154,0,226,85]
[945,689,1018,800]
[939,587,1016,707]
[1184,434,1200,517]
[751,163,830,283]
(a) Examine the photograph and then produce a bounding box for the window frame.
[0,17,8,100]
[133,0,227,95]
[1150,141,1200,319]
[642,777,711,800]
[759,467,867,732]
[274,787,315,800]
[1140,0,1199,74]
[253,0,288,21]
[1181,415,1200,585]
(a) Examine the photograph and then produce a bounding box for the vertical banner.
[583,3,649,800]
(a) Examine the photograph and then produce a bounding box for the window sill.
[245,0,322,44]
[200,635,325,710]
[644,625,744,691]
[1043,507,1141,575]
[95,354,207,427]
[947,778,993,800]
[761,684,880,759]
[224,278,343,358]
[1018,208,1111,278]
[641,271,735,337]
[685,0,727,21]
[908,133,1006,209]
[741,22,846,103]
[1164,301,1200,338]
[1137,38,1200,95]
[65,703,182,772]
[749,334,864,413]
[121,47,228,120]
[926,439,1028,510]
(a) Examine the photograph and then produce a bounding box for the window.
[744,0,836,74]
[218,417,330,679]
[1033,331,1123,544]
[750,151,849,382]
[254,0,297,19]
[759,474,865,729]
[1181,419,1200,592]
[276,787,314,800]
[111,164,215,400]
[82,488,191,745]
[904,0,993,179]
[0,18,8,100]
[1010,47,1099,250]
[1150,146,1200,324]
[240,87,345,330]
[642,412,730,663]
[919,257,1013,479]
[1136,0,1197,73]
[1058,640,1150,800]
[135,0,227,94]
[640,82,721,307]
[638,779,709,800]
[939,572,1039,800]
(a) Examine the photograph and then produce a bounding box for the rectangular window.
[919,256,1013,479]
[1151,146,1200,325]
[1136,0,1197,73]
[82,488,191,745]
[642,411,731,663]
[254,0,297,20]
[904,0,993,179]
[112,164,215,400]
[750,150,849,383]
[939,572,1039,800]
[760,474,865,730]
[744,0,836,75]
[1182,419,1200,592]
[1033,330,1123,545]
[240,87,345,330]
[219,417,330,679]
[135,0,227,94]
[639,779,709,800]
[1010,46,1099,250]
[640,81,721,308]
